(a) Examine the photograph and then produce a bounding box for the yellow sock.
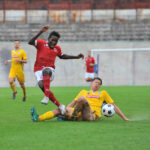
[38,111,55,121]
[10,82,16,92]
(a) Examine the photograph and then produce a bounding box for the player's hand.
[65,107,73,116]
[124,118,131,121]
[89,63,95,66]
[41,25,49,32]
[4,60,8,65]
[77,53,84,59]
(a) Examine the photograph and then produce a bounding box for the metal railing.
[0,0,150,23]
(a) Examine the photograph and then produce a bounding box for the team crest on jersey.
[17,52,20,54]
[98,92,101,95]
[86,95,100,99]
[12,55,18,58]
[44,44,48,47]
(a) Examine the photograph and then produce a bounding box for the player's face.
[91,79,101,91]
[14,41,20,49]
[48,35,59,49]
[88,51,91,57]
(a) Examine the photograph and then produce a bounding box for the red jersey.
[34,39,62,72]
[85,56,95,73]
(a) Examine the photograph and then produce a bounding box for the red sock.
[43,75,60,107]
[49,90,60,107]
[43,75,50,97]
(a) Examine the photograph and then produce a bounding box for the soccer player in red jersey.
[28,25,84,115]
[85,51,95,82]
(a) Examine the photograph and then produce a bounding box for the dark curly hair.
[48,31,60,39]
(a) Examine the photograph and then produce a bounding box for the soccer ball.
[102,104,115,117]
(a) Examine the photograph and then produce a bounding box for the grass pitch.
[0,86,150,150]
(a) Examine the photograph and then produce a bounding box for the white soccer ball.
[102,104,115,117]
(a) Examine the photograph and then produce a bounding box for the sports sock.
[38,111,55,121]
[21,86,26,97]
[43,75,50,97]
[43,75,60,107]
[49,90,60,107]
[10,82,16,92]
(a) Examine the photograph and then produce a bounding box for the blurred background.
[0,0,150,87]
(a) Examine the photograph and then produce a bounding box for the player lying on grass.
[31,77,130,122]
[5,40,27,101]
[28,25,84,115]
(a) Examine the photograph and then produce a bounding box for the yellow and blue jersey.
[74,90,114,118]
[9,49,27,83]
[11,49,27,71]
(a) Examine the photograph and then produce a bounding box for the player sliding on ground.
[28,25,84,115]
[31,77,130,122]
[5,40,27,101]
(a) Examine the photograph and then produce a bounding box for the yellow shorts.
[9,68,25,83]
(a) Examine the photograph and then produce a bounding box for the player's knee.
[9,78,14,84]
[9,81,13,84]
[76,97,87,106]
[78,96,86,101]
[78,96,87,102]
[42,68,52,76]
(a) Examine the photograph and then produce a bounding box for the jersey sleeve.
[22,50,27,60]
[92,57,95,64]
[35,39,45,50]
[74,90,86,101]
[56,45,62,56]
[103,91,114,104]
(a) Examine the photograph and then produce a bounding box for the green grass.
[0,86,150,150]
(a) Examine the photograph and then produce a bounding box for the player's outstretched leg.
[42,68,52,104]
[41,96,49,105]
[37,80,49,104]
[38,80,66,115]
[74,96,94,121]
[31,106,39,122]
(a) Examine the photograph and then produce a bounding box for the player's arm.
[112,103,130,121]
[28,25,49,46]
[89,63,95,66]
[15,58,27,63]
[104,91,130,121]
[65,100,77,116]
[58,53,84,59]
